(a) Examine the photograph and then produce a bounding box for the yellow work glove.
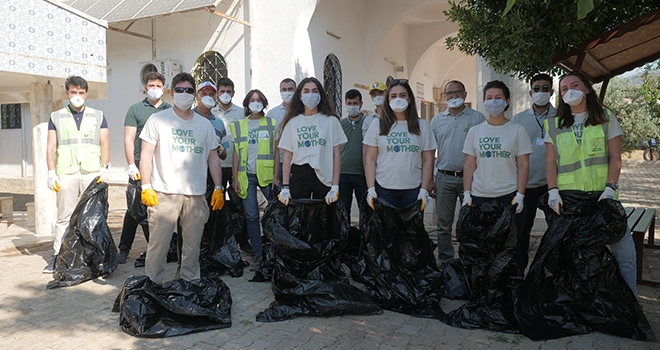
[47,170,60,192]
[141,184,159,206]
[211,186,225,210]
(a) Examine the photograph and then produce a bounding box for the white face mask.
[562,89,584,106]
[301,93,321,109]
[146,88,164,101]
[532,92,551,106]
[249,101,264,113]
[173,92,195,110]
[346,105,360,117]
[280,91,294,104]
[447,98,464,109]
[219,92,232,105]
[484,99,507,117]
[389,98,409,113]
[372,95,385,107]
[69,95,85,108]
[201,95,216,108]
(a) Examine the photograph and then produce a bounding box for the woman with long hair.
[544,71,636,295]
[363,79,436,210]
[277,77,347,205]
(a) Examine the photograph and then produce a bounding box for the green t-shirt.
[340,113,365,175]
[124,98,172,160]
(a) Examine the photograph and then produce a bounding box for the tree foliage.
[640,64,660,121]
[444,0,660,80]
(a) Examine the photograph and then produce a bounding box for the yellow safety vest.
[51,106,103,175]
[545,110,614,192]
[229,116,276,198]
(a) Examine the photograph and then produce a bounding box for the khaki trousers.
[145,192,208,284]
[54,172,98,253]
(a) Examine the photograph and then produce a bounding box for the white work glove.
[127,163,141,181]
[417,188,429,212]
[512,192,525,214]
[548,188,563,215]
[366,187,377,210]
[462,191,472,206]
[278,187,291,206]
[599,187,616,201]
[47,170,60,192]
[325,185,339,205]
[97,163,110,183]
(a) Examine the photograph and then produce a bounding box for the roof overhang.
[58,0,228,23]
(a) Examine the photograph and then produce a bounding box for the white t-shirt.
[140,108,219,195]
[266,103,287,163]
[278,113,347,186]
[246,119,260,174]
[463,120,533,197]
[363,119,436,190]
[543,111,623,144]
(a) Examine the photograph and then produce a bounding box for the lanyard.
[534,109,548,139]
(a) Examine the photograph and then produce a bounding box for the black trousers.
[515,184,548,272]
[290,163,330,200]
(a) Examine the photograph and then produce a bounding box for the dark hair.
[379,80,421,136]
[278,77,338,134]
[65,76,88,91]
[345,89,362,102]
[557,71,608,128]
[217,77,234,90]
[444,80,465,92]
[242,89,269,116]
[280,78,296,87]
[171,72,196,89]
[483,80,511,112]
[530,73,552,87]
[145,71,166,86]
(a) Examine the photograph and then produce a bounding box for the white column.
[29,83,57,236]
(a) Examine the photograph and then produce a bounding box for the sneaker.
[118,250,129,264]
[42,255,57,274]
[249,254,263,271]
[240,241,254,256]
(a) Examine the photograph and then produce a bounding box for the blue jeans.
[375,182,419,209]
[612,226,637,295]
[243,173,271,256]
[339,173,367,216]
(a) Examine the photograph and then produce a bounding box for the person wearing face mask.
[462,80,532,223]
[363,79,436,211]
[428,80,486,264]
[215,77,245,191]
[511,73,556,272]
[139,72,225,285]
[267,78,297,183]
[117,71,172,264]
[361,81,387,138]
[43,75,111,273]
[545,71,637,295]
[277,77,347,205]
[193,81,229,160]
[229,89,278,271]
[339,89,369,218]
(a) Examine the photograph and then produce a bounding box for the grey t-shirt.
[512,105,556,188]
[266,103,287,163]
[430,106,486,172]
[246,119,260,174]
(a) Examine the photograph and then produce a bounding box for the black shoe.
[118,250,129,264]
[240,242,254,256]
[42,255,57,274]
[249,254,263,271]
[134,251,146,268]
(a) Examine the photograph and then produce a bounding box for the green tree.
[640,64,660,120]
[444,0,660,80]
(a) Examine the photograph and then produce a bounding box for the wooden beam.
[205,6,250,27]
[599,77,610,103]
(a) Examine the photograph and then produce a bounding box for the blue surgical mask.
[301,93,321,109]
[484,99,507,117]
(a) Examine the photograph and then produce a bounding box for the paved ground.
[1,160,660,349]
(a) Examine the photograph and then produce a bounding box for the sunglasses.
[387,78,409,87]
[444,90,465,97]
[532,84,551,92]
[173,87,196,94]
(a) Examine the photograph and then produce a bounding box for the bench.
[626,206,660,287]
[0,196,13,220]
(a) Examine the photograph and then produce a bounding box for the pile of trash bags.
[256,199,382,321]
[516,191,655,341]
[48,179,119,289]
[354,199,444,318]
[113,275,232,337]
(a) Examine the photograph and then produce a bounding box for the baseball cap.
[368,81,387,93]
[197,81,217,92]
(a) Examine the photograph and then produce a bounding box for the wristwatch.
[214,185,225,192]
[606,182,619,191]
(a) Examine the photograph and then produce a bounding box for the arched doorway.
[192,51,228,87]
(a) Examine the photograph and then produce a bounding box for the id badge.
[536,137,545,146]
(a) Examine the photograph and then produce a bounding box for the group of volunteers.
[42,69,637,297]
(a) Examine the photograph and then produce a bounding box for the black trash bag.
[355,198,444,318]
[199,188,248,278]
[249,188,281,283]
[341,226,363,281]
[48,179,119,289]
[126,178,148,227]
[112,275,232,337]
[515,191,655,341]
[166,232,179,263]
[256,199,382,321]
[439,200,522,332]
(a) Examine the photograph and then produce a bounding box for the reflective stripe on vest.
[545,110,612,191]
[230,116,276,198]
[52,107,103,175]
